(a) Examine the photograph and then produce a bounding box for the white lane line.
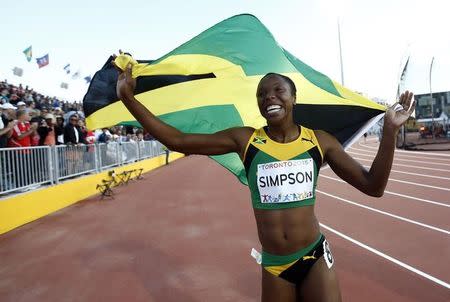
[319,174,450,207]
[349,146,450,162]
[317,190,450,235]
[347,151,450,167]
[386,168,450,180]
[358,142,450,157]
[365,137,379,142]
[360,165,450,181]
[384,191,450,208]
[319,223,450,289]
[353,157,450,172]
[389,178,450,191]
[321,171,450,191]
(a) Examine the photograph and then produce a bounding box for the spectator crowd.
[0,80,154,149]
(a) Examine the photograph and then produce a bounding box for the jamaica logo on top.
[253,137,267,144]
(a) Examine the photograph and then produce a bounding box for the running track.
[0,137,449,301]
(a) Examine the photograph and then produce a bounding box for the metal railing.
[0,141,166,196]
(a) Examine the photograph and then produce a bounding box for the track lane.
[1,155,448,301]
[318,176,450,230]
[315,189,450,282]
[321,227,450,302]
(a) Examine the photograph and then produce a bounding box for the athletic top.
[243,126,323,210]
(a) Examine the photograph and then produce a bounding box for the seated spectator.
[78,119,88,141]
[136,129,144,141]
[53,107,63,116]
[64,114,86,145]
[25,101,35,114]
[1,102,16,122]
[0,104,15,148]
[8,109,37,148]
[110,127,120,142]
[119,128,128,142]
[55,115,65,144]
[9,93,19,105]
[38,114,56,146]
[17,101,26,110]
[85,128,96,144]
[30,120,40,146]
[97,128,111,143]
[52,98,60,108]
[40,107,49,119]
[29,109,40,121]
[0,89,9,104]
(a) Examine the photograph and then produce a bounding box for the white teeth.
[266,105,281,113]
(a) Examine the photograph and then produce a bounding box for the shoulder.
[313,129,341,155]
[313,129,333,142]
[236,126,256,145]
[221,126,254,141]
[236,126,255,137]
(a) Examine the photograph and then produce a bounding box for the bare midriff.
[254,206,320,255]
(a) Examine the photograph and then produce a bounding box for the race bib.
[257,159,314,203]
[323,239,334,269]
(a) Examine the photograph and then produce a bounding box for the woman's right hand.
[113,51,136,101]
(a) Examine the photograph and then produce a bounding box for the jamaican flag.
[83,14,385,185]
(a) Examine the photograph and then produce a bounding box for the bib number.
[257,159,314,204]
[323,239,334,269]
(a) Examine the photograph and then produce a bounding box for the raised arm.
[316,91,415,197]
[115,58,253,158]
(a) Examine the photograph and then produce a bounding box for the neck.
[266,122,300,143]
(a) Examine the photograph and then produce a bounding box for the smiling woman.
[111,48,415,301]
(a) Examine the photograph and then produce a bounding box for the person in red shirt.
[8,109,37,188]
[8,109,36,148]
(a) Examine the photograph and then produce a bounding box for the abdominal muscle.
[254,206,320,255]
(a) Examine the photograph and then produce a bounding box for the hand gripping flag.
[83,14,386,185]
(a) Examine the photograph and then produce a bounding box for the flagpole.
[337,18,345,86]
[397,59,404,148]
[429,56,435,139]
[397,55,410,149]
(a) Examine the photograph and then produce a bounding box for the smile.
[266,104,282,114]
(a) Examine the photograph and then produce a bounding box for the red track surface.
[1,137,449,301]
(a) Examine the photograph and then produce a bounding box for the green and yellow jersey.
[243,126,323,210]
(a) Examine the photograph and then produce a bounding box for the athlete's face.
[256,75,296,125]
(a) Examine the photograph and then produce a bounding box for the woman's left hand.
[384,90,416,133]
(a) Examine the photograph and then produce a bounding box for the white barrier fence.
[0,141,166,195]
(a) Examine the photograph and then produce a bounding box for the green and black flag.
[83,14,385,184]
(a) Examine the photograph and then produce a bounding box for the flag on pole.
[400,57,410,81]
[23,46,32,62]
[36,54,49,68]
[12,67,23,77]
[83,76,92,84]
[396,56,410,98]
[63,64,71,74]
[83,14,385,184]
[72,70,80,79]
